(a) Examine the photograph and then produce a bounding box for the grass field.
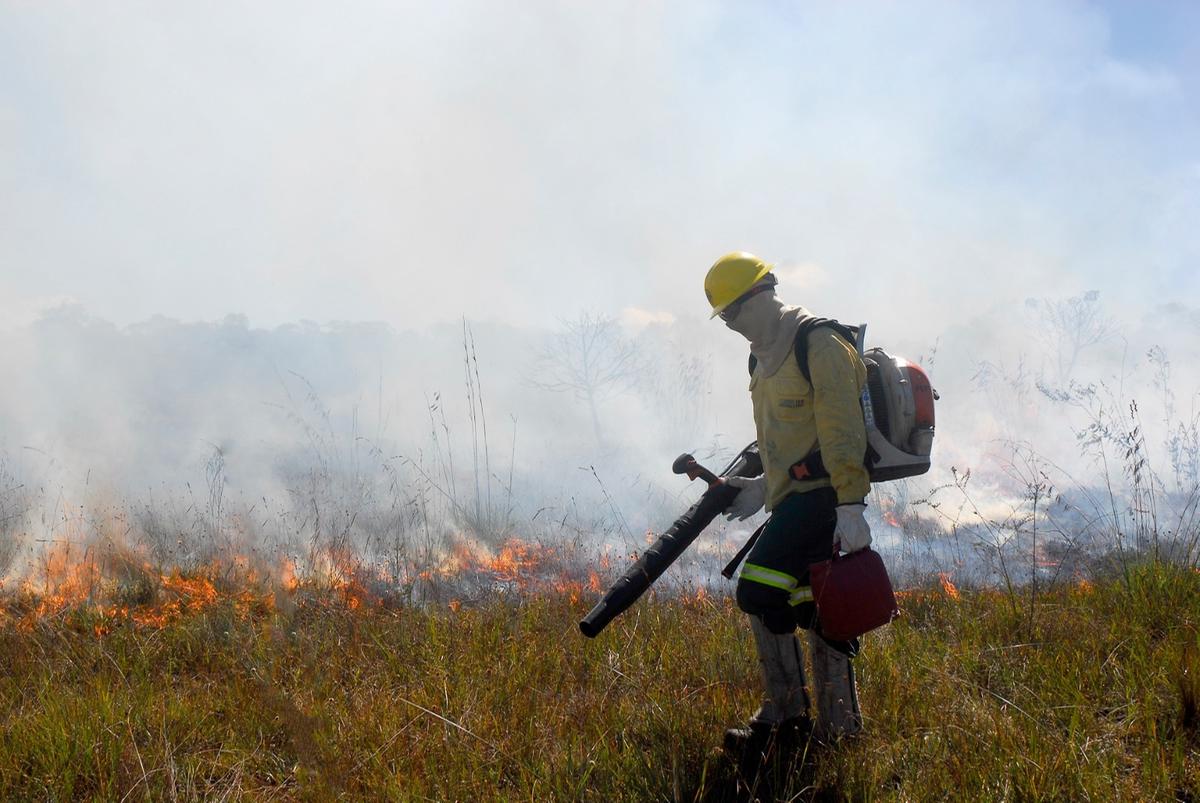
[0,561,1198,801]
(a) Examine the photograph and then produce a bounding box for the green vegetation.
[1,563,1198,801]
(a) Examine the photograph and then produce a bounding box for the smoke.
[2,295,1197,570]
[2,1,1199,583]
[3,2,1198,328]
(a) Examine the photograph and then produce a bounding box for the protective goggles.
[718,281,776,322]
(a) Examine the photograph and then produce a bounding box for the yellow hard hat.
[704,252,774,319]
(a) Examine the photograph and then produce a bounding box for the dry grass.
[0,563,1198,801]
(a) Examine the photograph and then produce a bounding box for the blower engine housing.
[861,346,937,482]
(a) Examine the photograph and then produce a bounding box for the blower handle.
[671,453,721,488]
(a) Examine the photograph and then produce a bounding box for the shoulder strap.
[794,317,859,384]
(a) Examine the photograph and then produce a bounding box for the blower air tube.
[578,446,761,638]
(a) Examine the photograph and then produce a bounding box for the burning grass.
[0,534,615,632]
[0,555,1198,800]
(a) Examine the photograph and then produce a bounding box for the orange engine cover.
[902,363,936,429]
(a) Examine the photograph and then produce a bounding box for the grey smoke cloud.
[1,2,1198,576]
[2,1,1197,334]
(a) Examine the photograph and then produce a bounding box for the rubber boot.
[807,630,862,743]
[724,616,812,758]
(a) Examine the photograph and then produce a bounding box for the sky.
[2,0,1197,336]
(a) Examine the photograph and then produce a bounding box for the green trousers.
[735,486,837,634]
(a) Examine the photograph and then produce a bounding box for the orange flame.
[2,524,623,631]
[1,534,317,633]
[938,572,960,600]
[280,558,300,592]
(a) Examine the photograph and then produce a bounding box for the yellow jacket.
[749,326,870,510]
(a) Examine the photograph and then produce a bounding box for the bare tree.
[529,313,644,447]
[1026,290,1116,387]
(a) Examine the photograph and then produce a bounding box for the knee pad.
[736,580,794,634]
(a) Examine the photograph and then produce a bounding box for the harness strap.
[789,444,880,482]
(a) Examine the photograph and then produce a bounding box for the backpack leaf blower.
[578,443,762,638]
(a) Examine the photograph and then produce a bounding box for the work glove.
[834,503,872,553]
[724,475,767,521]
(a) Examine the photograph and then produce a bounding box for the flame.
[27,541,101,619]
[428,536,602,599]
[1,535,311,633]
[938,572,960,600]
[280,558,300,592]
[1,525,620,631]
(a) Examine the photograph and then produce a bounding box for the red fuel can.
[809,547,899,641]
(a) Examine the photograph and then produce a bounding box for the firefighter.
[705,251,871,753]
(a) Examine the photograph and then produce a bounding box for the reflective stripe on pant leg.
[739,488,836,630]
[789,585,813,606]
[739,562,798,592]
